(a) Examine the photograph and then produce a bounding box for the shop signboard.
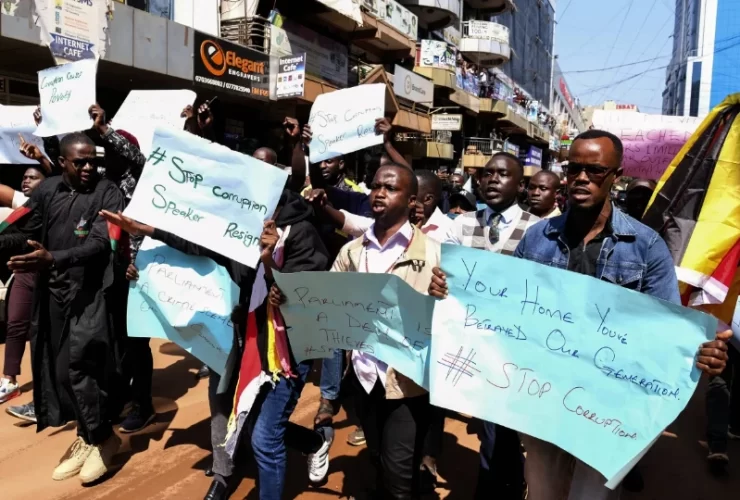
[521,146,543,167]
[362,0,418,40]
[194,32,270,100]
[417,40,456,71]
[270,22,348,88]
[393,65,433,105]
[277,53,306,99]
[431,114,463,131]
[33,0,110,64]
[503,140,519,156]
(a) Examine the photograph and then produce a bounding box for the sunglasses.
[64,157,100,169]
[565,163,618,181]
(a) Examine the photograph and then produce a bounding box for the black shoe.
[205,466,214,477]
[119,404,155,433]
[203,480,228,500]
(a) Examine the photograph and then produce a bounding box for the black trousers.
[353,372,431,500]
[121,337,153,411]
[707,345,740,453]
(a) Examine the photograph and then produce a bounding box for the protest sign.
[124,127,288,269]
[111,89,196,155]
[35,58,97,137]
[0,105,47,165]
[128,238,238,374]
[592,109,703,179]
[273,270,435,389]
[431,244,716,487]
[307,84,385,163]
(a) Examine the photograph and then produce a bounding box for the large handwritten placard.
[112,89,196,156]
[0,105,48,164]
[128,237,238,374]
[124,127,288,268]
[308,83,385,163]
[592,109,703,179]
[431,244,716,486]
[35,58,97,137]
[273,270,435,389]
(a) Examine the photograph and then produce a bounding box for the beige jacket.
[331,225,440,399]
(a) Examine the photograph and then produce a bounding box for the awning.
[361,65,400,115]
[312,12,415,59]
[299,76,339,103]
[448,90,480,114]
[393,109,432,133]
[413,67,457,91]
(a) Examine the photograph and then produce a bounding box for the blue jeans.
[319,349,344,400]
[249,361,323,500]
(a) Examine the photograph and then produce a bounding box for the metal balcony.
[463,137,494,168]
[464,0,516,13]
[459,20,510,66]
[396,0,461,31]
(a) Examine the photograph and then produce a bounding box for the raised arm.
[284,117,306,193]
[376,118,410,169]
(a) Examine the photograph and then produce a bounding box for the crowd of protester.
[0,96,734,500]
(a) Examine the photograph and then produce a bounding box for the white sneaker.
[0,378,20,404]
[308,426,334,483]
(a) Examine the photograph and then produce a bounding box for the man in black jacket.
[101,188,332,500]
[0,132,124,484]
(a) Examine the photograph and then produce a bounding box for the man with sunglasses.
[509,130,729,498]
[0,132,125,484]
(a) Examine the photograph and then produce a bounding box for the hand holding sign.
[307,84,386,163]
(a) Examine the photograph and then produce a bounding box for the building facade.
[663,0,740,117]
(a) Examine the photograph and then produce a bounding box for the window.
[689,61,702,117]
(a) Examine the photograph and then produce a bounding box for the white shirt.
[0,191,29,223]
[341,207,454,244]
[351,222,414,394]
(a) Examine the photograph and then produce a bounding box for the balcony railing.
[462,21,510,45]
[464,137,495,156]
[220,16,271,54]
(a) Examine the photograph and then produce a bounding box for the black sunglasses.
[565,162,618,181]
[64,157,100,169]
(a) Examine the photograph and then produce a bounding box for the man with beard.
[0,132,124,484]
[527,170,562,219]
[432,130,731,498]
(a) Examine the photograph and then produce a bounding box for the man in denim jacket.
[429,129,730,499]
[513,130,731,499]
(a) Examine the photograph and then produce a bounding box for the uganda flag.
[643,94,740,321]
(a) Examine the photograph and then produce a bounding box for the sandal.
[314,398,337,427]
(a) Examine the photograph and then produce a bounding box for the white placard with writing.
[308,83,386,163]
[431,114,463,131]
[393,65,433,105]
[112,89,196,156]
[0,105,48,165]
[124,127,288,269]
[35,58,97,137]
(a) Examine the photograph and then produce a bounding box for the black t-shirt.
[565,221,613,277]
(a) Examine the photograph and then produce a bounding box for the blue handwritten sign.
[124,127,288,269]
[273,270,435,389]
[128,238,239,375]
[431,244,717,486]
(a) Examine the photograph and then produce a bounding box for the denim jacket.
[513,204,680,304]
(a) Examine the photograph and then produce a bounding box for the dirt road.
[0,340,738,499]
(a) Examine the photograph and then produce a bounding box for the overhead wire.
[594,0,637,103]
